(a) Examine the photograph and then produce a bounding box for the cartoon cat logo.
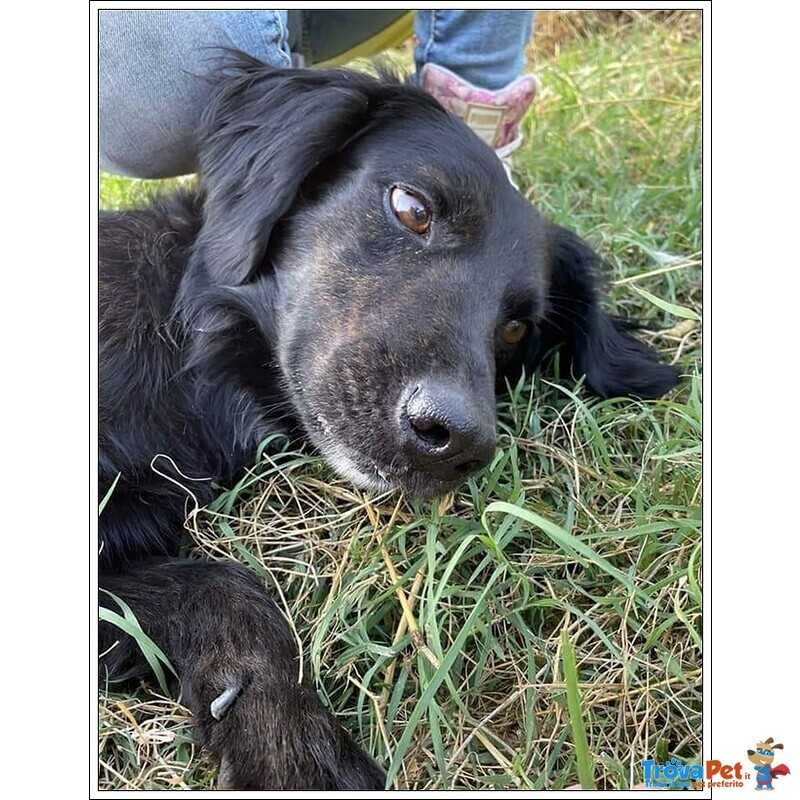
[747,738,791,791]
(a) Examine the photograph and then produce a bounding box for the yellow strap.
[316,12,415,67]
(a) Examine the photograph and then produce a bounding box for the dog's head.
[747,739,784,767]
[184,56,678,498]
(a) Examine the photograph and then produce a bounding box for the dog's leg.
[99,558,385,790]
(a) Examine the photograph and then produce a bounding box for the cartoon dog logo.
[747,738,791,790]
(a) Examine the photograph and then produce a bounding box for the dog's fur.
[99,56,678,789]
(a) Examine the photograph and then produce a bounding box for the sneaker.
[419,62,538,187]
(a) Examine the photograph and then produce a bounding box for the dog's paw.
[193,673,385,790]
[103,560,385,790]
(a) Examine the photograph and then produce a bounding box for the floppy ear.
[192,57,378,286]
[536,224,678,399]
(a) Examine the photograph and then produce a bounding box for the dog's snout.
[400,381,496,479]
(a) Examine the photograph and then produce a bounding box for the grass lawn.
[98,12,702,791]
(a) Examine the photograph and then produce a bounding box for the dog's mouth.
[322,445,394,493]
[310,429,473,499]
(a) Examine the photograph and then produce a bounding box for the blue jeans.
[99,10,536,178]
[414,10,534,91]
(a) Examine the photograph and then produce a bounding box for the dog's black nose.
[399,381,496,480]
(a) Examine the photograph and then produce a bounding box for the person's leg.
[100,10,291,177]
[413,10,537,177]
[414,10,535,92]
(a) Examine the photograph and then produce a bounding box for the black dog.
[99,55,677,790]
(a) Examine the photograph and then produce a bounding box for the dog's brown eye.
[390,187,431,235]
[500,320,528,345]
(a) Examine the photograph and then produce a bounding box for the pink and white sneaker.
[419,63,538,187]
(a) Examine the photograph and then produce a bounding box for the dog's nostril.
[409,417,450,449]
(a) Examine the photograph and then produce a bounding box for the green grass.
[99,13,701,791]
